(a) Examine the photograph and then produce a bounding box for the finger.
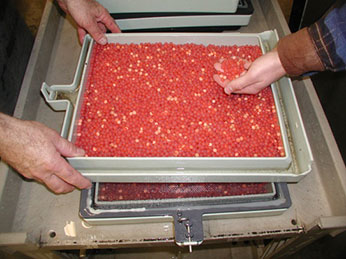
[240,70,247,76]
[78,27,87,44]
[43,173,75,194]
[51,136,91,189]
[224,73,255,94]
[84,18,108,45]
[232,88,260,95]
[54,158,91,189]
[98,22,107,33]
[54,137,85,158]
[244,60,252,70]
[214,63,224,72]
[232,87,258,95]
[224,80,243,95]
[100,13,121,33]
[213,74,229,88]
[232,81,267,95]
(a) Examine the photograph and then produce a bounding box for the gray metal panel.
[79,183,290,245]
[115,15,252,30]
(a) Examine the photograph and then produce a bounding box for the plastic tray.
[41,31,313,183]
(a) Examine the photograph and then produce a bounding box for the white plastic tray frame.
[41,32,313,183]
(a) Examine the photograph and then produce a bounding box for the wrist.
[270,48,287,78]
[277,28,324,76]
[0,112,14,134]
[0,113,17,159]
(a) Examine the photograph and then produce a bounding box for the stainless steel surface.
[93,182,276,205]
[0,0,345,255]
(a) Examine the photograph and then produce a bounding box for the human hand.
[0,114,91,194]
[213,48,287,95]
[57,0,121,44]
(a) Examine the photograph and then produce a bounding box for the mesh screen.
[97,183,271,201]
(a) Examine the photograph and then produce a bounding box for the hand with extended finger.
[57,0,121,44]
[213,48,286,95]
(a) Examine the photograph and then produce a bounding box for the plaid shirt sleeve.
[309,1,346,72]
[277,1,346,76]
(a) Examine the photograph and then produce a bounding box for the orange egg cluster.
[97,182,271,201]
[217,56,246,82]
[75,42,284,157]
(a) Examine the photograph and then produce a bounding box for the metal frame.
[80,183,291,247]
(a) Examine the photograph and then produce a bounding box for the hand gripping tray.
[41,31,313,183]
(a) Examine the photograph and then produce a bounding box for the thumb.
[224,75,250,94]
[54,137,85,157]
[77,27,87,44]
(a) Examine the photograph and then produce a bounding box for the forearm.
[277,1,346,76]
[0,113,11,158]
[0,113,48,175]
[0,113,22,163]
[308,1,346,72]
[277,28,324,76]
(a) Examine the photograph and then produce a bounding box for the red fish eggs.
[75,42,285,158]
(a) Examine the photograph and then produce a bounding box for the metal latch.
[174,210,204,252]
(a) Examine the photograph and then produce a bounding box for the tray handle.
[41,35,93,138]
